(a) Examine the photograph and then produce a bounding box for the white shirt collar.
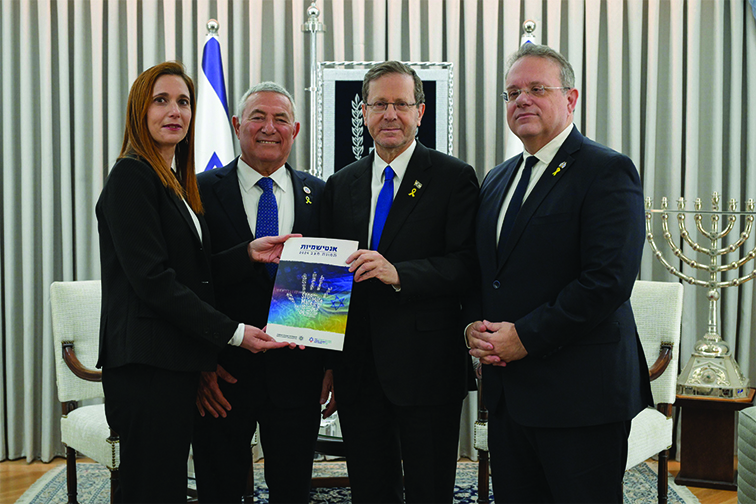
[237,157,288,193]
[526,123,574,165]
[373,140,417,183]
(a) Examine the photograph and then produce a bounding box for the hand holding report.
[247,233,302,263]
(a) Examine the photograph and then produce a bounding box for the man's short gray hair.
[362,61,425,105]
[505,44,575,89]
[235,82,297,120]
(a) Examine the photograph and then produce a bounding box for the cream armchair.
[50,280,119,503]
[626,280,684,504]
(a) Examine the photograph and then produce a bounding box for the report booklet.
[266,237,358,351]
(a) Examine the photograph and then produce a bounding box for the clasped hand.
[196,364,236,418]
[196,365,339,419]
[320,369,337,419]
[467,320,528,366]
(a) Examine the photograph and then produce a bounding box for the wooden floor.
[1,457,69,504]
[0,457,738,504]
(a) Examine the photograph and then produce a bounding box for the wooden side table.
[674,387,755,490]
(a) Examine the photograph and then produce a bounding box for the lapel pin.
[303,186,311,194]
[408,180,422,197]
[305,196,312,204]
[552,161,567,176]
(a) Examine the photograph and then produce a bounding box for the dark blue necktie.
[498,156,538,253]
[371,166,395,250]
[256,177,278,278]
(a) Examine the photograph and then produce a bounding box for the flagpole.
[302,2,325,177]
[504,20,539,161]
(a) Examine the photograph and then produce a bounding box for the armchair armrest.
[62,341,102,382]
[648,342,673,381]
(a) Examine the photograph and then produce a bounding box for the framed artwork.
[314,62,454,179]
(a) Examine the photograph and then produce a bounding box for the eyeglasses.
[501,85,571,102]
[365,101,418,113]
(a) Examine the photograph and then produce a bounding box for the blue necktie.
[256,177,278,278]
[371,166,395,250]
[498,156,538,253]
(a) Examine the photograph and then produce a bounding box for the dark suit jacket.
[96,157,238,372]
[197,159,327,408]
[473,127,652,428]
[321,142,479,407]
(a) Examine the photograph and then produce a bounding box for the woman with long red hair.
[96,61,292,502]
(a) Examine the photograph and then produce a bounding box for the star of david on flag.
[195,22,235,173]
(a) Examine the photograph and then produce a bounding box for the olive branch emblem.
[351,94,364,160]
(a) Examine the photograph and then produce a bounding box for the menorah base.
[677,353,751,399]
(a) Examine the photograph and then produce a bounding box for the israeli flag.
[195,32,235,173]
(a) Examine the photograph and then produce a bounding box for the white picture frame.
[314,62,454,179]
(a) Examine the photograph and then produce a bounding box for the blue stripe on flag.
[202,37,230,117]
[204,152,224,172]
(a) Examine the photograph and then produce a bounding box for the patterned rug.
[17,460,699,503]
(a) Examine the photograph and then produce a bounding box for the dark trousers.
[338,372,464,504]
[488,398,631,503]
[102,364,199,503]
[192,378,322,503]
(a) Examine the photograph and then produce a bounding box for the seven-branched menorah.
[645,193,751,399]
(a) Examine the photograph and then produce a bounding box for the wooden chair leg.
[66,446,78,504]
[478,449,490,504]
[658,449,669,504]
[110,469,119,504]
[107,429,120,503]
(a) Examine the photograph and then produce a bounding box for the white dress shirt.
[495,124,574,245]
[172,160,203,240]
[236,157,295,236]
[229,158,296,347]
[368,140,417,241]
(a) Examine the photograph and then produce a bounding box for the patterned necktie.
[371,166,395,250]
[256,177,278,278]
[498,155,538,253]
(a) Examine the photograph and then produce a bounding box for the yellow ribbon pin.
[552,161,567,176]
[305,196,312,204]
[408,188,417,197]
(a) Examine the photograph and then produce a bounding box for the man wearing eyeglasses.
[321,61,479,503]
[466,44,652,503]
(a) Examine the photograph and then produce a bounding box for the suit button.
[493,280,500,289]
